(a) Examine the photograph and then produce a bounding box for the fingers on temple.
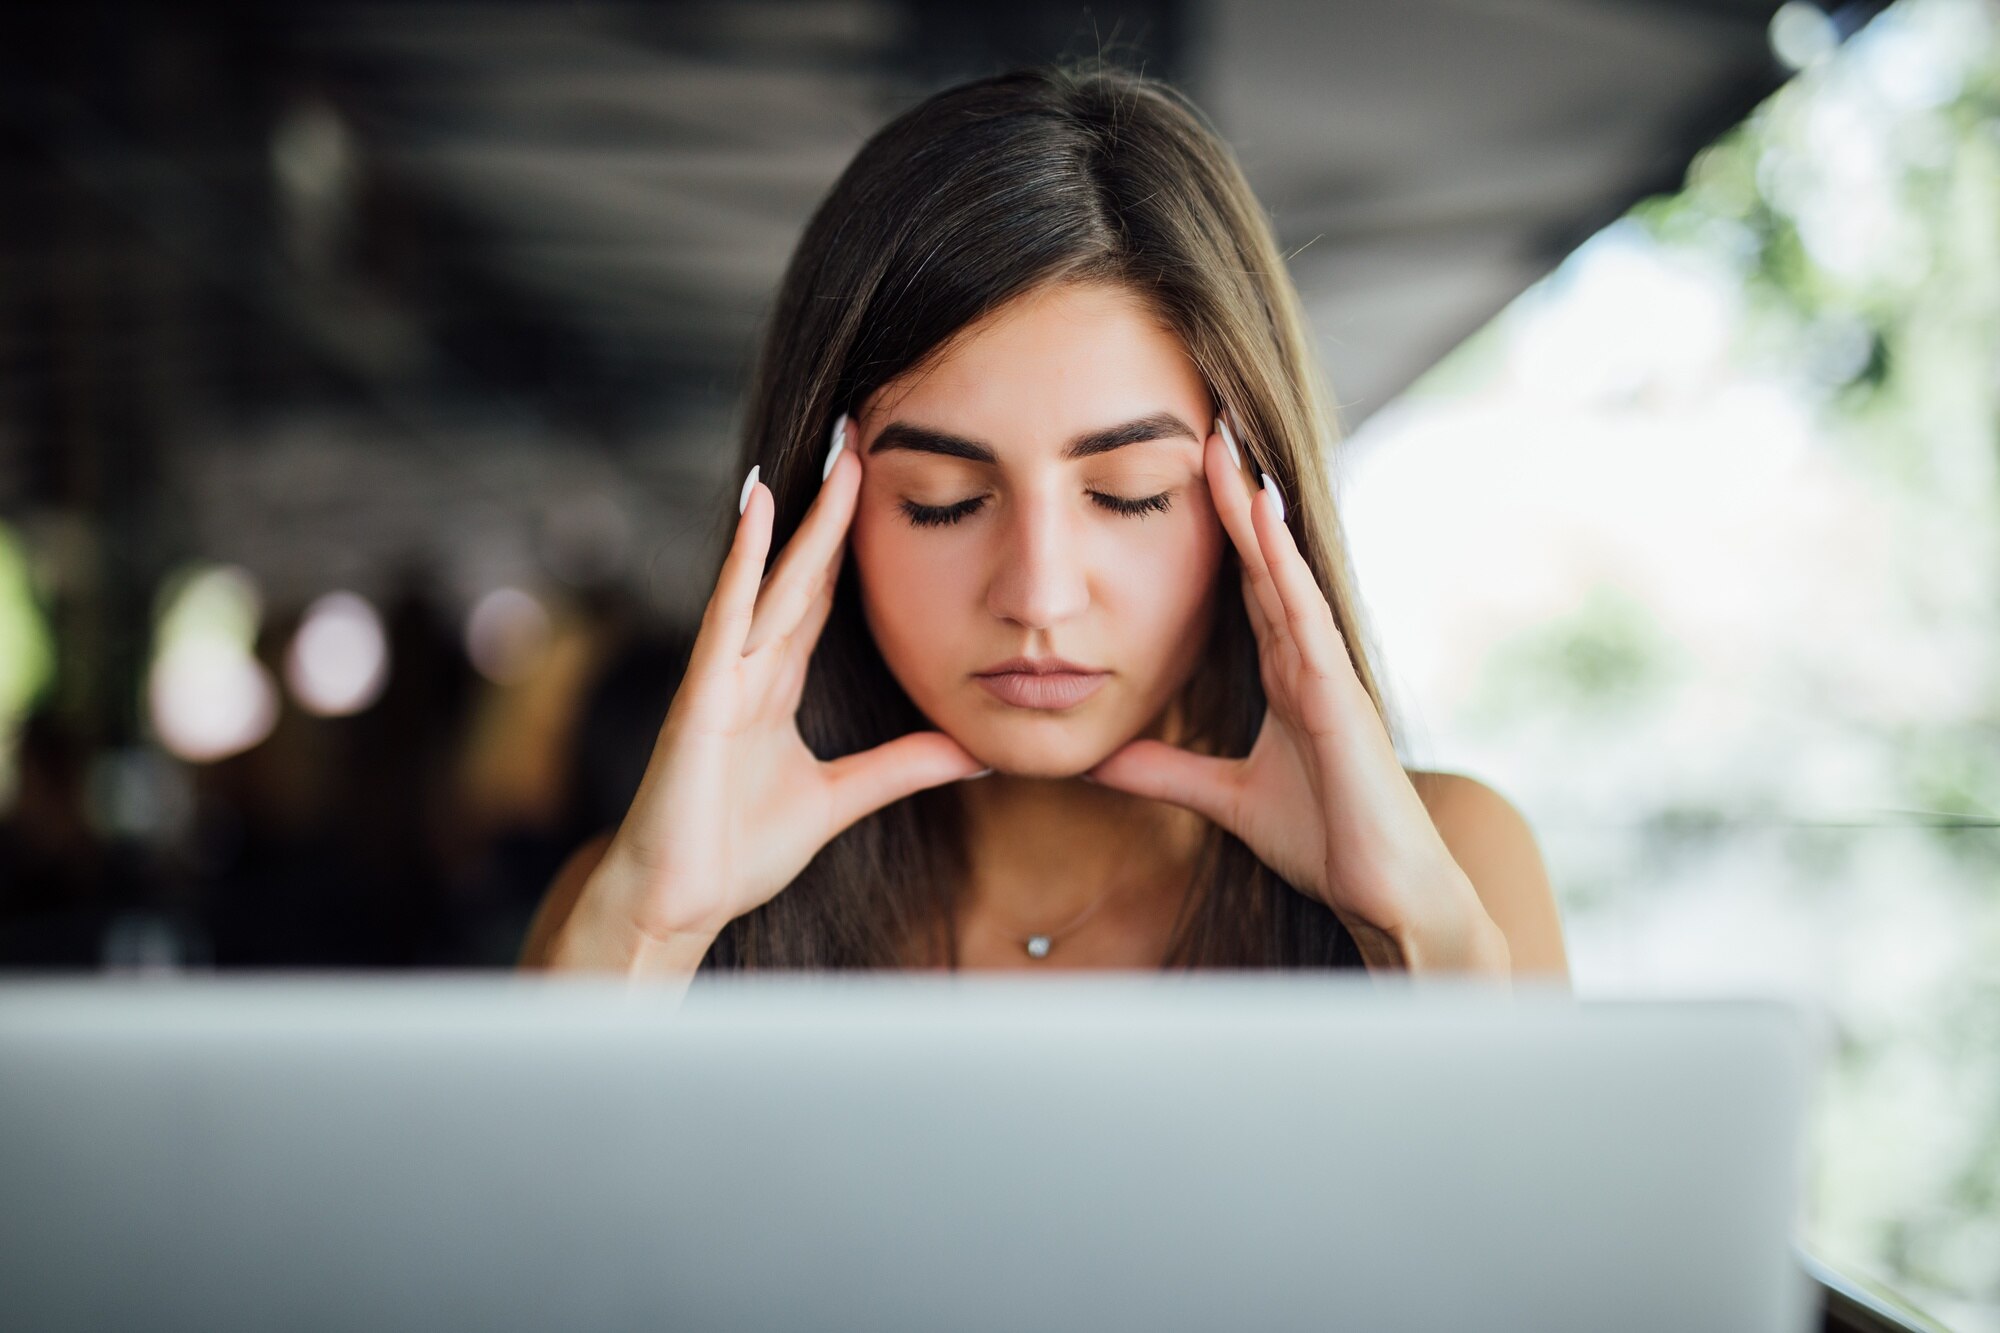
[1206,415,1288,649]
[796,552,841,655]
[742,424,859,658]
[774,547,843,702]
[1246,459,1351,679]
[686,471,775,689]
[1238,562,1272,656]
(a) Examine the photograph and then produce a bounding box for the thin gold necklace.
[958,770,1179,960]
[990,878,1129,959]
[968,843,1182,961]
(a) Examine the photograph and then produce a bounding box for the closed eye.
[899,496,985,529]
[899,491,1174,528]
[1095,491,1174,518]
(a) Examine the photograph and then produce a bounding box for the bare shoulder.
[1404,769,1571,984]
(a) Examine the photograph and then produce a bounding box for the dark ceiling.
[0,0,1884,625]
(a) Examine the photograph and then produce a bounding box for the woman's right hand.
[553,414,987,969]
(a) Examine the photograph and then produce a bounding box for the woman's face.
[849,279,1226,776]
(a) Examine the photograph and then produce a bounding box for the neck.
[953,773,1206,932]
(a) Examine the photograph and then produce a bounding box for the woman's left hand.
[1082,411,1509,975]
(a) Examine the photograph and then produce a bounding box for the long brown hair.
[701,57,1398,972]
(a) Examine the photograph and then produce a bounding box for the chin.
[938,713,1126,780]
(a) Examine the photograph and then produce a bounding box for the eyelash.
[898,491,1174,529]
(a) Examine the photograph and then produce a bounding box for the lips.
[974,657,1109,710]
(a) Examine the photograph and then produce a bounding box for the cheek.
[850,503,971,675]
[1112,509,1226,642]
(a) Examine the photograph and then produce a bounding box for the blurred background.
[1,0,1994,1325]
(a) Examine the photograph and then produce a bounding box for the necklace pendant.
[1025,935,1052,959]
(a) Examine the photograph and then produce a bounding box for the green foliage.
[1435,1,2000,1317]
[0,524,55,723]
[1462,582,1682,727]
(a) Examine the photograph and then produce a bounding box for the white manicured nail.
[821,413,849,482]
[1261,471,1285,523]
[1217,413,1241,470]
[738,464,760,515]
[963,767,994,780]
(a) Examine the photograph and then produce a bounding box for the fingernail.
[963,767,994,781]
[1261,471,1285,523]
[1216,413,1241,471]
[821,413,849,483]
[738,463,760,515]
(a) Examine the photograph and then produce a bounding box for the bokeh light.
[465,587,552,685]
[284,591,390,717]
[0,522,56,809]
[146,565,280,763]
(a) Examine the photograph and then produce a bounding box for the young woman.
[520,59,1569,988]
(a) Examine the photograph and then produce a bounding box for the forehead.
[861,281,1207,432]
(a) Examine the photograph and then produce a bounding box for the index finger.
[1205,408,1289,647]
[680,462,775,697]
[740,413,861,658]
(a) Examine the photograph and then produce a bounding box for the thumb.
[822,730,985,835]
[1085,739,1242,832]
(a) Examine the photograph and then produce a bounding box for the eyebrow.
[865,411,1200,464]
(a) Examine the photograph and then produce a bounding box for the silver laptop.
[0,972,1822,1332]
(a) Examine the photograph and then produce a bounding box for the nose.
[984,485,1091,630]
